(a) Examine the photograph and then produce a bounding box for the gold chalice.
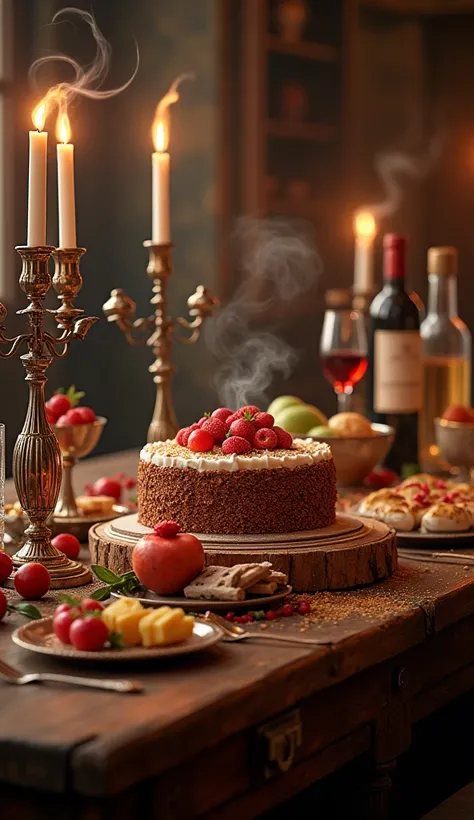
[54,417,107,519]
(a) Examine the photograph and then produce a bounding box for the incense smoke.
[206,217,322,409]
[360,135,443,219]
[29,7,139,123]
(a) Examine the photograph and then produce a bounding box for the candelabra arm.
[176,285,219,345]
[0,332,30,358]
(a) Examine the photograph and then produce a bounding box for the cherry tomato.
[282,604,294,617]
[73,406,96,423]
[0,589,7,620]
[297,601,311,616]
[69,616,109,652]
[0,551,13,584]
[51,533,81,560]
[47,394,71,418]
[53,610,76,644]
[81,598,104,613]
[55,602,72,616]
[14,563,50,600]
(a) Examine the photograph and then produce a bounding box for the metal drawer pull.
[259,709,302,774]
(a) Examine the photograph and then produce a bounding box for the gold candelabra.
[103,241,218,442]
[0,245,97,588]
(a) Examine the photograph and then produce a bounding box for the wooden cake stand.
[89,514,397,592]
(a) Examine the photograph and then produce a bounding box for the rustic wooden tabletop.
[3,450,474,819]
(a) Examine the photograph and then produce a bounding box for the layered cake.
[138,435,337,536]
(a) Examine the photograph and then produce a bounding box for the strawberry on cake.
[137,405,337,535]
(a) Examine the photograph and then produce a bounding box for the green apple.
[267,395,303,417]
[274,403,328,435]
[307,425,335,437]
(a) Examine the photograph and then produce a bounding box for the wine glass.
[320,308,368,413]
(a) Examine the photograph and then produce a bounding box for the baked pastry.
[76,495,115,516]
[138,438,337,535]
[373,501,416,532]
[358,489,403,517]
[421,502,472,533]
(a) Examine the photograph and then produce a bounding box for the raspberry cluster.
[176,405,294,454]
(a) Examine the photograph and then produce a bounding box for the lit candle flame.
[57,112,71,145]
[354,210,376,241]
[32,101,46,132]
[154,119,168,153]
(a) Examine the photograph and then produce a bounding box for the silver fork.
[203,611,328,647]
[0,657,143,693]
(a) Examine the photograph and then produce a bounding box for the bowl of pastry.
[355,473,474,538]
[304,413,395,486]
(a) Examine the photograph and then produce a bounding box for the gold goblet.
[54,417,107,520]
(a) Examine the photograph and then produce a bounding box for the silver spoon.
[203,611,328,647]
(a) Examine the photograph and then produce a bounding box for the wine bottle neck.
[427,274,458,317]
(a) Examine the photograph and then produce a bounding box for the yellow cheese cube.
[114,608,151,647]
[139,607,194,647]
[139,607,172,647]
[103,598,143,633]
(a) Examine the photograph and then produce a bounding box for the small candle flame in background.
[152,73,195,153]
[29,7,139,137]
[354,210,376,241]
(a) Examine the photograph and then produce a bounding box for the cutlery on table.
[203,611,327,646]
[0,657,144,693]
[399,549,474,566]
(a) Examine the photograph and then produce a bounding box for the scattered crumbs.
[424,567,432,573]
[260,622,268,630]
[464,566,470,571]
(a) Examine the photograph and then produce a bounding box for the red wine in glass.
[321,351,368,392]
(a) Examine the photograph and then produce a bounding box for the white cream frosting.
[140,438,332,473]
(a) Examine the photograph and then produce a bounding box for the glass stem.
[337,391,352,413]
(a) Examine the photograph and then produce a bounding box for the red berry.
[73,406,96,424]
[14,563,50,600]
[246,612,255,622]
[254,412,274,430]
[273,426,293,449]
[188,428,214,453]
[225,612,235,622]
[265,610,278,621]
[46,408,58,425]
[254,428,278,450]
[222,436,252,455]
[240,613,251,624]
[123,477,136,489]
[229,418,255,442]
[47,394,71,418]
[211,408,233,422]
[224,412,241,430]
[53,610,77,644]
[297,601,311,616]
[274,608,284,617]
[90,477,122,501]
[51,533,81,560]
[154,520,180,537]
[0,589,6,620]
[176,424,200,446]
[282,603,294,617]
[81,598,105,613]
[56,408,84,426]
[197,416,209,427]
[69,616,109,652]
[0,551,13,584]
[201,417,227,444]
[238,405,260,418]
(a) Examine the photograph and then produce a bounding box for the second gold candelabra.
[103,241,218,442]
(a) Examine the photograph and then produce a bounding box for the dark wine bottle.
[367,234,423,474]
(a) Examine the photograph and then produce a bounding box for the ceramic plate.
[12,617,222,662]
[111,584,293,612]
[396,529,474,547]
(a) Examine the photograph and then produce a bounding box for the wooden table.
[3,452,474,819]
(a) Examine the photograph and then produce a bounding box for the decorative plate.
[12,617,223,662]
[111,584,293,612]
[396,529,474,547]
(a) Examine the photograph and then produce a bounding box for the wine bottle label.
[374,330,423,413]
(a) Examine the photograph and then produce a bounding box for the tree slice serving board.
[89,513,397,592]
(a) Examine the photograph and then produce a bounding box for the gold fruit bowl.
[302,423,395,486]
[435,418,474,481]
[53,416,107,518]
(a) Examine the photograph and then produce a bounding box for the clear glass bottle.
[420,246,472,470]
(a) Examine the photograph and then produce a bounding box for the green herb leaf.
[108,631,125,649]
[66,384,86,407]
[91,565,121,584]
[59,593,81,608]
[88,584,113,601]
[7,603,42,620]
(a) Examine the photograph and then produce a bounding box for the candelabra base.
[5,551,92,590]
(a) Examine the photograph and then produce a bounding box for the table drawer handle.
[258,708,302,776]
